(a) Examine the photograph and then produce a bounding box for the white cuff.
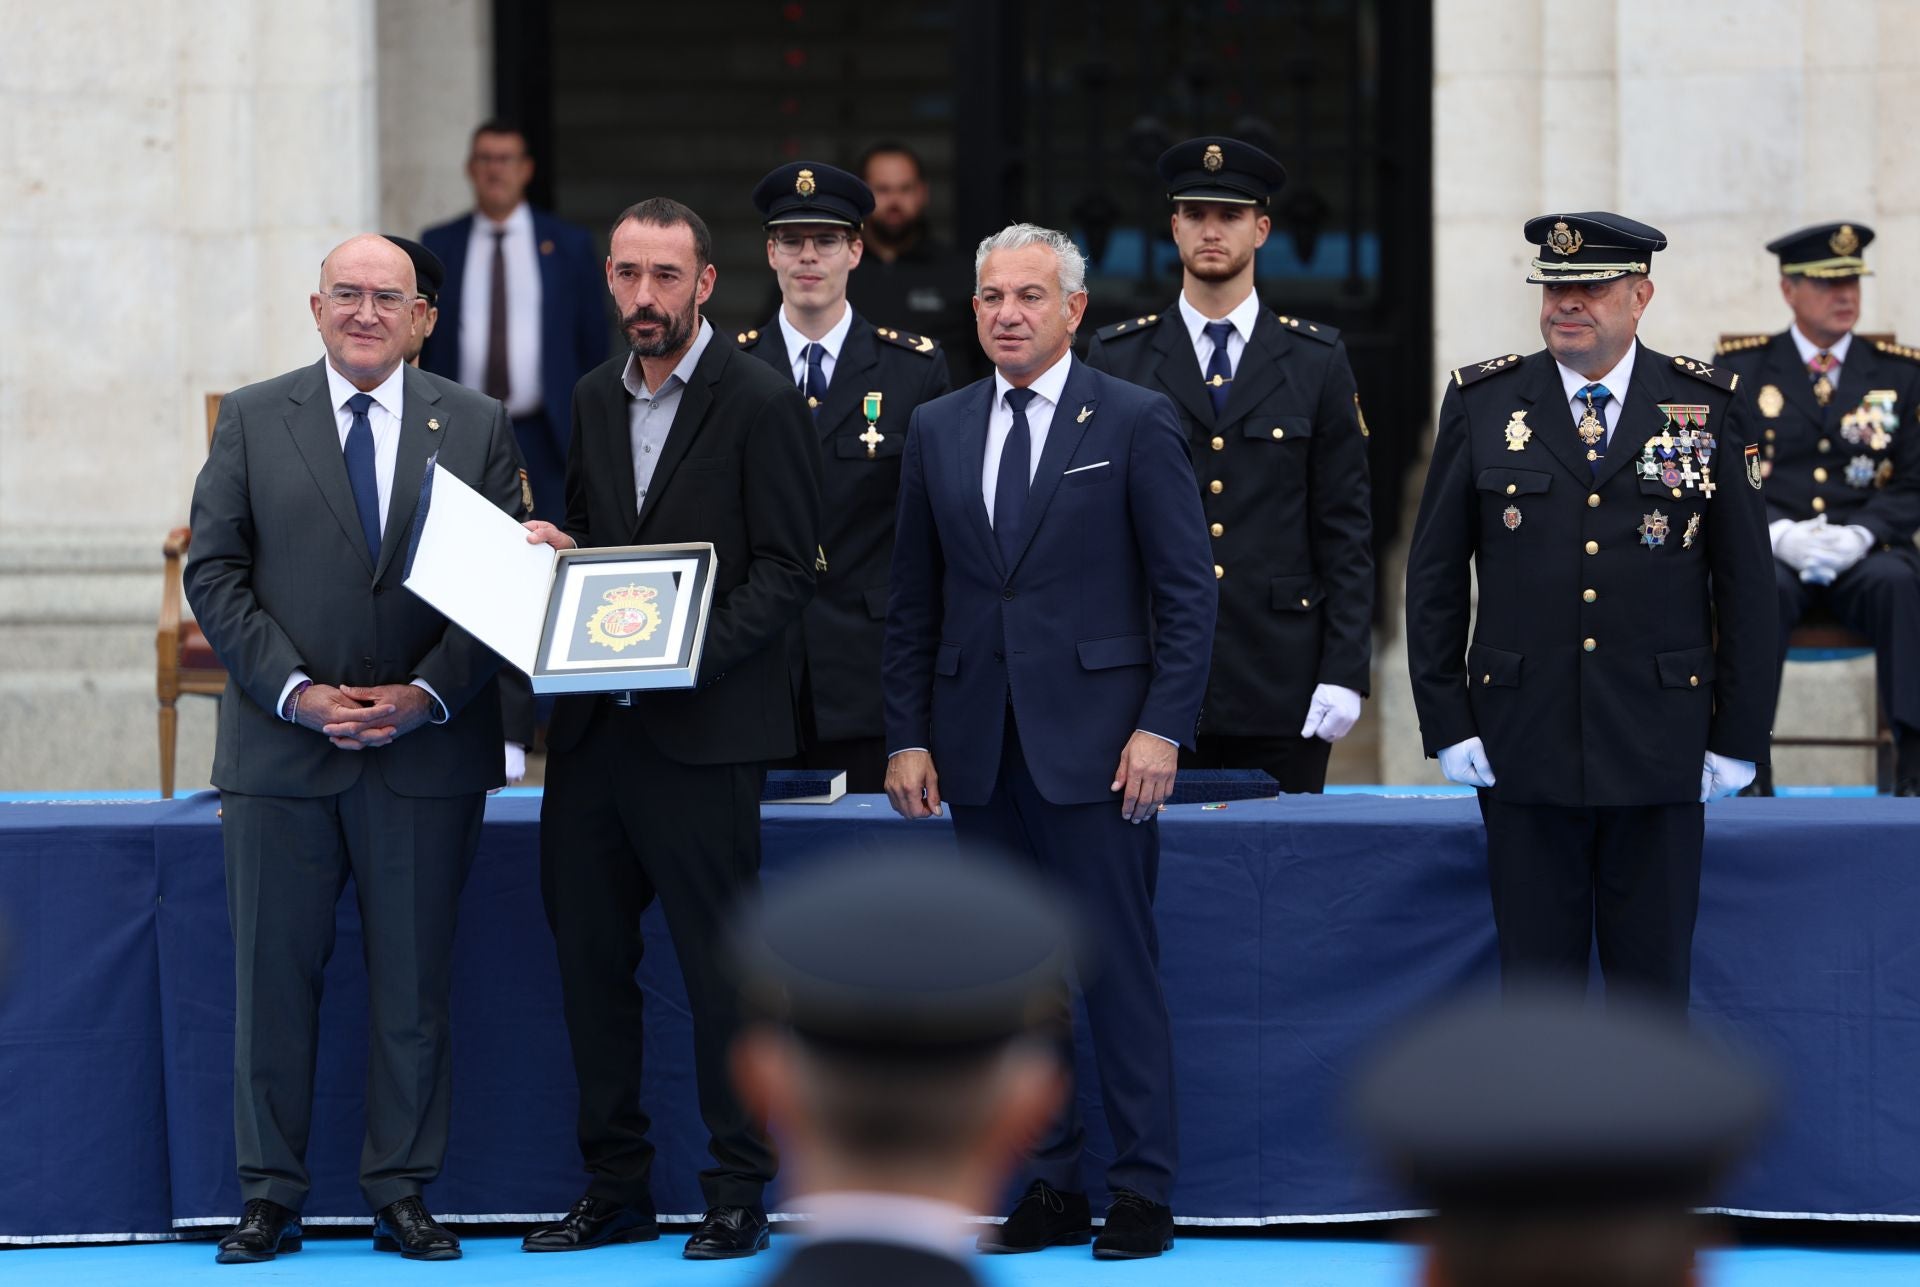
[278,669,313,722]
[411,678,449,724]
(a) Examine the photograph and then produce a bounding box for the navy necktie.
[996,387,1038,565]
[1578,382,1612,478]
[1203,320,1235,417]
[343,392,383,565]
[801,341,828,417]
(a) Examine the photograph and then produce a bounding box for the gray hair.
[974,223,1088,302]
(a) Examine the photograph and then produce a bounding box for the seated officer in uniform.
[728,851,1071,1287]
[1086,136,1372,794]
[1355,992,1771,1287]
[1717,222,1920,796]
[1405,213,1776,1007]
[737,161,951,794]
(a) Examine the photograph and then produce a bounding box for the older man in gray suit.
[185,234,525,1264]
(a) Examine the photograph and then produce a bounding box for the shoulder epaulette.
[1670,354,1740,393]
[1451,353,1524,388]
[1873,338,1920,365]
[1715,333,1770,356]
[1274,313,1340,344]
[1095,313,1163,342]
[874,325,939,355]
[734,327,765,346]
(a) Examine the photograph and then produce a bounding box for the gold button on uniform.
[1506,483,1517,495]
[1585,540,1599,555]
[1482,674,1491,685]
[1813,497,1827,513]
[1583,588,1597,603]
[1209,522,1223,537]
[1299,597,1310,607]
[1214,564,1225,580]
[1689,675,1699,687]
[1814,467,1829,483]
[1818,439,1831,454]
[1210,480,1223,495]
[1587,493,1600,507]
[1211,436,1224,451]
[1583,638,1596,652]
[1272,427,1285,440]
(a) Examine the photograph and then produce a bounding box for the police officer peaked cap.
[1767,221,1874,279]
[1354,991,1771,1216]
[1157,135,1287,206]
[383,235,446,304]
[729,850,1073,1060]
[1523,211,1667,285]
[752,160,874,229]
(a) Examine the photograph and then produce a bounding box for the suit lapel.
[1512,354,1591,486]
[951,380,1003,574]
[1150,313,1216,430]
[284,360,377,575]
[817,313,880,438]
[1216,309,1287,429]
[633,330,723,539]
[373,367,442,583]
[596,366,640,536]
[1005,358,1097,573]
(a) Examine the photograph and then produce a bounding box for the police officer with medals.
[1085,137,1371,794]
[1405,213,1776,1005]
[738,161,951,794]
[1716,222,1920,796]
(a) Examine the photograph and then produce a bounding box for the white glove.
[1300,684,1364,742]
[1772,516,1827,572]
[1801,523,1874,579]
[1438,737,1497,788]
[504,741,527,785]
[1700,751,1755,802]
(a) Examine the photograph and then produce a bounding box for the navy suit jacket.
[883,356,1217,806]
[418,207,609,456]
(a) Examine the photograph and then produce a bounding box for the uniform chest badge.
[585,583,662,652]
[1757,384,1784,419]
[1682,512,1702,548]
[860,391,885,457]
[1846,454,1877,488]
[1502,504,1523,531]
[1744,443,1764,489]
[1639,509,1670,548]
[1503,410,1532,452]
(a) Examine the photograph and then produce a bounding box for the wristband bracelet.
[283,679,312,722]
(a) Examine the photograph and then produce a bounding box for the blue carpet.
[5,1235,1916,1285]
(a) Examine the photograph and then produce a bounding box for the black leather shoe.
[522,1195,660,1252]
[976,1181,1092,1253]
[682,1205,770,1260]
[1093,1190,1174,1260]
[215,1198,302,1264]
[372,1196,461,1261]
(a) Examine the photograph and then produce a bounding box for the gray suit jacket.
[185,359,524,798]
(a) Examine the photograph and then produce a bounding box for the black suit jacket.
[1405,345,1776,806]
[1086,306,1373,734]
[1717,330,1920,544]
[546,330,823,764]
[760,1240,980,1287]
[184,361,524,797]
[737,311,951,740]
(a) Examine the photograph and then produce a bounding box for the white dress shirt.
[1177,288,1261,379]
[982,348,1075,525]
[1554,340,1638,449]
[777,301,854,391]
[458,202,544,418]
[796,1192,976,1260]
[1790,322,1852,376]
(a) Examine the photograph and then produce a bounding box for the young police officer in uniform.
[1716,222,1920,795]
[1085,137,1371,793]
[737,161,950,793]
[1405,213,1776,1006]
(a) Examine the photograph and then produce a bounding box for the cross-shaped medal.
[1699,468,1716,498]
[1679,460,1700,490]
[860,392,884,458]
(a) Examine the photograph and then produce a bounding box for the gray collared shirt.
[622,317,714,518]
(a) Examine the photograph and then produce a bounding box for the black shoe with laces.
[682,1205,770,1259]
[1092,1189,1173,1260]
[522,1194,660,1252]
[976,1180,1092,1253]
[215,1198,302,1264]
[372,1195,462,1261]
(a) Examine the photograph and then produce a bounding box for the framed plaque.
[531,544,716,693]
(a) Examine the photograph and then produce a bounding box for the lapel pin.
[427,417,440,432]
[539,239,555,255]
[1076,405,1093,423]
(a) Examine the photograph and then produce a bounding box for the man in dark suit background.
[847,141,985,386]
[883,223,1217,1259]
[520,198,820,1260]
[1087,136,1373,793]
[1405,213,1775,1007]
[421,120,609,528]
[736,160,950,792]
[185,234,526,1263]
[1716,222,1920,796]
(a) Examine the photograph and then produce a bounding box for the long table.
[1,794,1915,1241]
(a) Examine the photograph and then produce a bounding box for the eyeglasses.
[771,231,851,255]
[324,287,416,315]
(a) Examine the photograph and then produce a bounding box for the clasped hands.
[885,730,1178,825]
[1774,515,1873,585]
[1439,736,1754,802]
[293,683,432,751]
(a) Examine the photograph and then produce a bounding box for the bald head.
[311,233,427,390]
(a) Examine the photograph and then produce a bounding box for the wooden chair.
[156,394,228,798]
[1774,618,1895,793]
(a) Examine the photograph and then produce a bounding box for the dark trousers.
[1182,731,1334,794]
[949,710,1177,1203]
[223,777,485,1212]
[1774,546,1920,741]
[1477,793,1704,1008]
[539,703,775,1210]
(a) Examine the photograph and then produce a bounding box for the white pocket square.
[1063,461,1111,475]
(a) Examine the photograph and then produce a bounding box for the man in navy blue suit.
[882,224,1217,1260]
[420,120,609,527]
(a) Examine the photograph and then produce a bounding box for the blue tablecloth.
[1,794,1916,1239]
